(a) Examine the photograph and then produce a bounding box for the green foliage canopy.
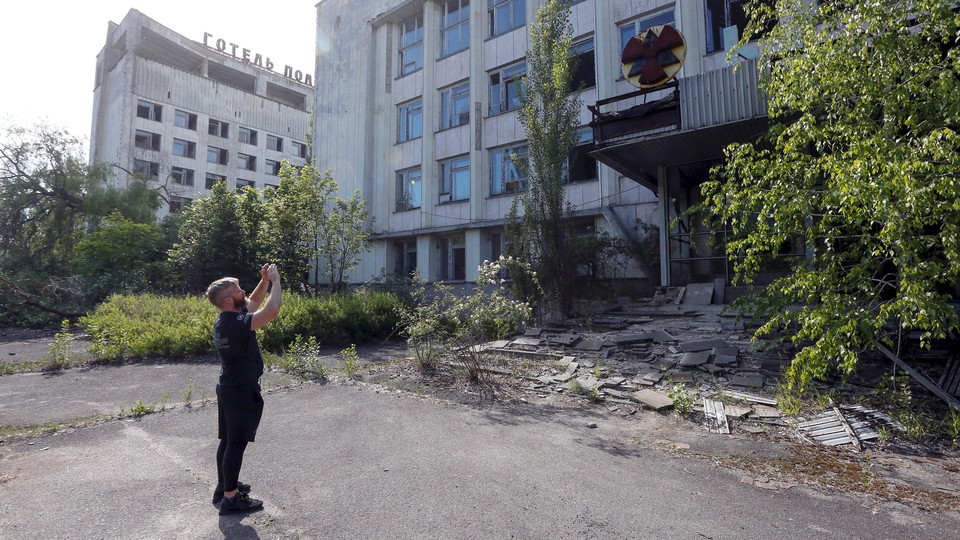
[702,1,960,391]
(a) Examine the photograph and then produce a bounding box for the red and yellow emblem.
[621,25,687,89]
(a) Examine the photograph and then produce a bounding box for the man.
[205,263,282,515]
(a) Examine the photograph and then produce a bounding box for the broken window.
[133,159,159,180]
[172,138,196,158]
[136,100,162,122]
[291,141,308,159]
[266,134,283,152]
[397,168,422,211]
[237,153,257,172]
[440,82,470,130]
[567,128,597,183]
[171,166,195,186]
[489,61,525,115]
[239,127,258,146]
[174,110,197,130]
[266,159,281,176]
[169,195,191,213]
[205,173,226,189]
[399,14,424,76]
[441,0,470,57]
[439,155,470,203]
[489,0,525,38]
[236,179,256,193]
[207,146,228,165]
[398,100,423,142]
[394,240,418,277]
[134,130,161,151]
[208,119,229,138]
[705,0,775,53]
[570,38,596,92]
[490,144,528,195]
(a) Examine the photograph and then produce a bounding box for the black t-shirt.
[213,310,264,386]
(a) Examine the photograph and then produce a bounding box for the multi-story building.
[90,9,314,219]
[313,0,768,290]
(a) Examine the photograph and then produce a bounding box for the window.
[208,119,229,138]
[489,0,525,37]
[399,14,424,76]
[133,159,159,180]
[394,240,418,277]
[236,179,256,192]
[567,128,597,183]
[205,173,226,189]
[705,0,774,53]
[134,130,161,151]
[237,153,257,172]
[174,110,197,130]
[398,100,423,142]
[440,155,470,202]
[291,141,308,159]
[172,138,196,158]
[136,100,162,122]
[397,168,422,211]
[489,61,525,115]
[169,196,191,214]
[490,144,528,195]
[570,38,596,91]
[266,134,283,152]
[266,159,282,176]
[619,10,676,58]
[207,146,228,165]
[171,166,195,186]
[239,127,258,145]
[441,0,470,56]
[440,82,470,129]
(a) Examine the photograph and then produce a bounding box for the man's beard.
[235,296,248,309]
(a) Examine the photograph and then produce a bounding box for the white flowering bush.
[399,257,540,381]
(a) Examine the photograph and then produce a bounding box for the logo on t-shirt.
[237,314,244,321]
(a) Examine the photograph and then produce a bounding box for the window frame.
[174,110,197,130]
[440,82,471,130]
[441,0,471,57]
[396,167,423,211]
[239,127,258,146]
[171,166,195,187]
[439,155,471,203]
[236,179,256,193]
[488,61,526,115]
[266,134,284,152]
[237,153,257,172]
[266,159,282,176]
[291,141,308,159]
[134,130,161,151]
[569,37,596,92]
[490,143,528,195]
[171,138,196,159]
[207,146,228,165]
[169,195,191,214]
[205,173,226,190]
[566,127,597,183]
[133,159,159,180]
[136,100,162,122]
[398,99,424,143]
[399,14,425,76]
[488,0,525,38]
[208,119,230,138]
[394,240,418,277]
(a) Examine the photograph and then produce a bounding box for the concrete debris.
[524,328,543,337]
[631,389,674,411]
[730,374,764,389]
[722,391,778,406]
[703,398,730,434]
[575,338,606,351]
[548,334,580,346]
[512,337,543,347]
[679,351,710,367]
[682,282,714,305]
[678,339,731,353]
[796,405,902,450]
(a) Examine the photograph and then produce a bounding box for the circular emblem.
[621,25,687,89]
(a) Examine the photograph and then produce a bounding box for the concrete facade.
[313,0,767,287]
[90,9,315,220]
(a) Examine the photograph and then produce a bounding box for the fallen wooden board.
[703,398,730,434]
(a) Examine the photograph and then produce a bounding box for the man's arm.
[245,263,271,311]
[251,264,282,331]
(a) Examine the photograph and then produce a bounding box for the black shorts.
[217,383,264,442]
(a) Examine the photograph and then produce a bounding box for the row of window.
[395,128,595,211]
[136,99,308,157]
[395,39,594,144]
[133,158,283,190]
[397,0,754,81]
[134,130,289,175]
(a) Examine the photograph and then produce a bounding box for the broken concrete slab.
[722,390,778,406]
[656,357,678,371]
[611,333,654,345]
[631,389,674,411]
[730,374,765,388]
[749,404,782,418]
[599,376,627,388]
[512,337,543,347]
[547,334,580,346]
[678,339,731,353]
[724,404,753,419]
[524,328,543,337]
[682,282,715,305]
[679,351,710,367]
[642,372,664,384]
[575,338,605,351]
[665,372,694,384]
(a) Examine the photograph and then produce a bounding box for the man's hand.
[260,263,270,281]
[267,263,280,284]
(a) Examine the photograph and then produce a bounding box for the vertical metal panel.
[680,58,767,131]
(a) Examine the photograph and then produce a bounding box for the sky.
[0,1,318,147]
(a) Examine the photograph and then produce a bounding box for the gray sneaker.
[218,491,263,515]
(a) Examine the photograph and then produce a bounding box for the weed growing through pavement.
[568,379,586,395]
[944,409,960,449]
[158,393,172,411]
[340,343,360,379]
[183,378,195,405]
[283,335,327,382]
[668,383,694,416]
[47,320,74,367]
[127,400,154,417]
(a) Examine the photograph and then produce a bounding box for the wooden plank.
[703,398,730,434]
[875,343,960,413]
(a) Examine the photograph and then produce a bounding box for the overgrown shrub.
[81,290,404,361]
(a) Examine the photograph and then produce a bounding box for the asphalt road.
[1,381,957,540]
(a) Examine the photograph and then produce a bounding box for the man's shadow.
[218,512,263,539]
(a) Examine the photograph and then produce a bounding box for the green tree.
[73,213,165,301]
[511,0,581,316]
[168,181,264,292]
[0,123,159,323]
[318,188,371,291]
[701,1,960,392]
[262,163,336,294]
